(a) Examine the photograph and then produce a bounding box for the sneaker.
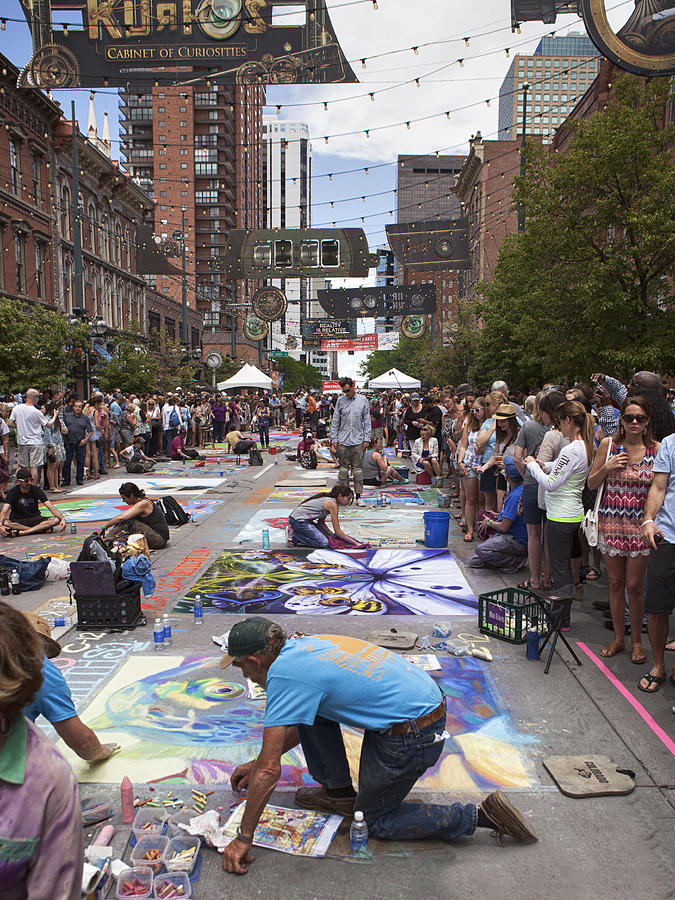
[592,599,610,611]
[295,786,355,817]
[356,498,366,507]
[480,791,537,844]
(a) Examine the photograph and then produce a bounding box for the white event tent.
[368,368,421,390]
[217,363,273,391]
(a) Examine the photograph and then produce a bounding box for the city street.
[6,452,673,899]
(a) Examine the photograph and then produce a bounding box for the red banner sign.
[321,335,378,351]
[322,380,341,392]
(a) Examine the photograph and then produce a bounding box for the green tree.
[152,335,199,395]
[475,73,675,386]
[0,296,91,392]
[97,321,158,394]
[274,356,322,391]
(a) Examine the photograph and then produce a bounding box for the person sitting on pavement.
[637,431,675,696]
[0,468,67,537]
[120,436,156,474]
[220,617,537,876]
[297,431,318,469]
[468,456,528,573]
[412,425,441,480]
[100,482,169,549]
[170,427,201,461]
[22,611,119,762]
[288,484,355,548]
[225,428,257,455]
[363,437,407,486]
[0,600,84,900]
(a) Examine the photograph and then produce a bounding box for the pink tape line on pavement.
[576,641,675,756]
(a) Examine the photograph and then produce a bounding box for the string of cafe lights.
[0,76,593,249]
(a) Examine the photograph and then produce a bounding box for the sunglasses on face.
[470,408,483,414]
[622,413,648,424]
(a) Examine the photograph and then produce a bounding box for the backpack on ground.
[169,407,180,428]
[158,495,191,526]
[248,447,264,466]
[300,449,318,470]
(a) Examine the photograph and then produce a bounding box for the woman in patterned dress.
[458,397,486,542]
[587,396,659,663]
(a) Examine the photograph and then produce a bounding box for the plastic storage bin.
[166,810,191,837]
[153,871,192,898]
[478,587,551,644]
[116,865,153,898]
[132,808,166,842]
[162,835,201,874]
[76,582,142,630]
[423,510,450,547]
[129,835,169,875]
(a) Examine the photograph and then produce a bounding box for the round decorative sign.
[252,287,288,322]
[401,315,427,339]
[205,350,223,370]
[581,1,675,76]
[244,315,269,342]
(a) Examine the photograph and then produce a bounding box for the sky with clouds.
[0,1,632,379]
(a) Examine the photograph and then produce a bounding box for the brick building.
[0,53,201,368]
[453,134,524,299]
[0,59,60,310]
[395,154,466,343]
[120,77,264,362]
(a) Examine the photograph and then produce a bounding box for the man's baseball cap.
[23,611,62,659]
[219,616,274,668]
[410,393,420,400]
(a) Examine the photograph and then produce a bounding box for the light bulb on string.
[464,37,470,47]
[458,59,464,68]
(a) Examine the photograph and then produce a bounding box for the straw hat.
[493,403,518,420]
[22,611,62,659]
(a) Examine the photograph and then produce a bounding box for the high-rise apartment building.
[498,32,601,143]
[262,116,312,362]
[120,78,264,359]
[395,154,467,340]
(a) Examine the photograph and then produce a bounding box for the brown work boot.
[480,791,538,844]
[295,786,355,817]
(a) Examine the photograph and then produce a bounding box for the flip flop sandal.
[665,639,675,653]
[585,567,601,581]
[637,672,666,693]
[517,579,538,591]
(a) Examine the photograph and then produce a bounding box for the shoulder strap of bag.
[592,440,613,516]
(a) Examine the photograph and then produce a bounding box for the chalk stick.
[93,824,115,846]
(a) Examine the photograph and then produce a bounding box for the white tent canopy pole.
[217,363,273,391]
[367,367,421,390]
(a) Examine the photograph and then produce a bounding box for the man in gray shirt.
[330,377,371,505]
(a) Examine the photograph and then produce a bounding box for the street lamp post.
[180,208,188,347]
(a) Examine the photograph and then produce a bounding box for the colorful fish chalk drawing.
[174,548,477,617]
[222,803,341,858]
[59,655,311,785]
[60,654,535,793]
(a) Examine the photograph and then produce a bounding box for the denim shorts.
[521,482,544,525]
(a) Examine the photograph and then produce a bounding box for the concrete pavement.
[4,450,674,899]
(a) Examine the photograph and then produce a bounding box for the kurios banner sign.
[18,1,357,88]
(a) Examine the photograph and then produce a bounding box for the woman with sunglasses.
[587,396,660,663]
[475,391,507,513]
[458,398,486,542]
[524,400,595,631]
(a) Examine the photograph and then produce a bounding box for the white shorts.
[18,444,44,468]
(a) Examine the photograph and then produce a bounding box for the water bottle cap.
[155,618,162,624]
[354,811,364,822]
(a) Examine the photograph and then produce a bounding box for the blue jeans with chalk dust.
[297,715,477,841]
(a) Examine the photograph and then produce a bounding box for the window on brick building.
[35,242,45,299]
[14,233,25,292]
[31,154,41,205]
[9,140,20,194]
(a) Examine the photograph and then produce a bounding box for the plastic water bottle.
[153,618,165,650]
[163,613,172,646]
[526,628,540,660]
[10,569,21,595]
[349,811,369,857]
[193,594,204,626]
[262,528,270,549]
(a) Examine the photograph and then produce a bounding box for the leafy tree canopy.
[274,355,322,391]
[96,321,158,394]
[474,73,675,386]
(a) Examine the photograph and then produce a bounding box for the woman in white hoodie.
[523,400,595,631]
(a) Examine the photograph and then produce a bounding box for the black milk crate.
[478,587,551,644]
[75,582,145,632]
